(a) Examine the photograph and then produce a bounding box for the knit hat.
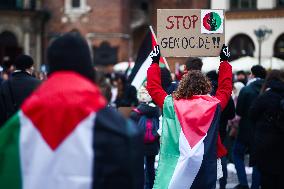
[47,32,95,81]
[14,55,34,70]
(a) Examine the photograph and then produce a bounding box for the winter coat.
[147,62,232,158]
[94,106,144,188]
[249,80,284,174]
[146,62,232,189]
[210,78,236,143]
[236,79,264,146]
[130,103,160,156]
[219,97,236,143]
[0,71,144,189]
[0,71,41,127]
[165,82,178,95]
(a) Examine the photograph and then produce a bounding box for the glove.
[220,44,230,61]
[150,45,161,64]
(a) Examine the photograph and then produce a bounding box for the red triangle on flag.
[22,72,106,151]
[173,96,219,148]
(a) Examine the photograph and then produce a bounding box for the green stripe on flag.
[159,62,166,68]
[0,112,22,189]
[153,96,181,189]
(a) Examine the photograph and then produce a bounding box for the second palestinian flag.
[128,27,167,89]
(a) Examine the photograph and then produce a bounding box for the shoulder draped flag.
[0,72,106,189]
[153,95,221,189]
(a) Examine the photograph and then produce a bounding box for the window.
[64,0,91,22]
[30,0,36,10]
[230,0,256,10]
[274,34,284,60]
[72,0,80,8]
[277,0,284,7]
[228,34,255,61]
[0,31,22,68]
[93,42,118,66]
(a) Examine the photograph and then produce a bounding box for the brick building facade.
[0,0,209,71]
[43,0,131,67]
[44,0,209,69]
[0,0,45,70]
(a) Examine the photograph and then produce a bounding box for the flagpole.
[149,25,171,70]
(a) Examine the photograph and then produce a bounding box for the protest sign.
[157,9,225,57]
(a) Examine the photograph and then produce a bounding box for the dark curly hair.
[173,70,212,100]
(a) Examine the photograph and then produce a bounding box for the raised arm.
[146,46,167,108]
[215,45,232,158]
[147,63,167,108]
[215,45,233,111]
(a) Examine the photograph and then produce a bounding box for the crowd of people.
[0,32,283,189]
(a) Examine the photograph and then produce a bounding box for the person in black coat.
[44,32,145,188]
[249,70,284,189]
[130,85,160,189]
[114,73,138,108]
[0,55,41,127]
[207,70,236,189]
[233,65,266,189]
[160,67,178,95]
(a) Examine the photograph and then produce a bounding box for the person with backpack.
[130,84,160,189]
[0,55,41,127]
[249,69,284,189]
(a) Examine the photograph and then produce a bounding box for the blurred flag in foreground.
[128,26,168,89]
[0,73,106,189]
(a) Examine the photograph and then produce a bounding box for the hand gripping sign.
[157,9,225,57]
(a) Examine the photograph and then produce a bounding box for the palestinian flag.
[128,26,168,89]
[0,72,106,189]
[154,95,222,189]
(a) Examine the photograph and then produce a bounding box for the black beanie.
[14,55,34,70]
[47,32,95,81]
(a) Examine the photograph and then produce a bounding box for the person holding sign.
[146,45,232,189]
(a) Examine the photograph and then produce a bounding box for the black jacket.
[130,103,160,156]
[0,72,144,189]
[249,80,284,174]
[0,71,41,126]
[236,79,264,145]
[93,106,144,188]
[209,79,236,143]
[219,97,236,142]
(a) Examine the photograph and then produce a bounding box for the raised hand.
[150,45,161,64]
[220,44,230,61]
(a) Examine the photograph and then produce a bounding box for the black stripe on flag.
[128,29,153,83]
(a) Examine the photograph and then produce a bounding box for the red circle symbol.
[203,13,211,31]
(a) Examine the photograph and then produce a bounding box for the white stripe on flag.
[131,56,152,89]
[168,132,206,189]
[19,111,96,189]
